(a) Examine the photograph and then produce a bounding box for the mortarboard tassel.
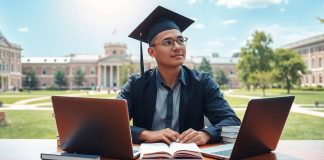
[140,33,144,75]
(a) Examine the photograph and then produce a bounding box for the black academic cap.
[129,6,194,75]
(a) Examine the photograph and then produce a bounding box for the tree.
[215,70,229,87]
[54,70,66,90]
[250,71,275,96]
[232,52,240,58]
[212,52,219,58]
[237,30,274,90]
[274,48,307,94]
[119,64,140,86]
[73,68,85,90]
[198,57,214,78]
[22,70,38,90]
[317,17,324,23]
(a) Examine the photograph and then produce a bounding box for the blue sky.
[0,0,323,58]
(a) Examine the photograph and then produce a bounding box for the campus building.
[283,34,324,87]
[21,42,240,90]
[0,31,22,92]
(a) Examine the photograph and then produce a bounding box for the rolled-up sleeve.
[201,75,241,143]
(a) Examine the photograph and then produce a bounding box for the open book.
[140,142,203,159]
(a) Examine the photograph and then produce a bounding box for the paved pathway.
[224,91,324,118]
[1,90,324,118]
[0,91,102,111]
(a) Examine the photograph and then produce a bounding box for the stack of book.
[221,126,240,143]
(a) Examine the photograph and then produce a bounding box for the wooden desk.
[0,139,323,160]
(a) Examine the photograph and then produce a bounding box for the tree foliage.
[251,70,275,96]
[119,64,140,86]
[215,70,229,87]
[238,30,274,90]
[198,57,214,78]
[22,70,38,89]
[54,70,67,89]
[274,48,307,94]
[73,68,85,89]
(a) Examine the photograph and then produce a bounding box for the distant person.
[117,6,240,145]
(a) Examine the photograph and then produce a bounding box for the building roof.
[282,34,324,49]
[0,30,22,49]
[191,57,238,64]
[70,54,99,63]
[21,57,71,64]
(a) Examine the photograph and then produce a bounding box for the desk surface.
[0,139,323,160]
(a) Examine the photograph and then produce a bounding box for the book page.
[169,142,201,155]
[140,143,171,154]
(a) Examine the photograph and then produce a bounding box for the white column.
[116,65,120,87]
[97,65,101,88]
[104,65,107,88]
[110,65,113,87]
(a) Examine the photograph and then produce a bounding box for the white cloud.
[221,19,237,25]
[214,0,288,9]
[18,27,29,32]
[280,8,286,12]
[188,0,198,5]
[193,23,206,29]
[251,24,324,48]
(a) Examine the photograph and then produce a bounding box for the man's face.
[148,29,187,68]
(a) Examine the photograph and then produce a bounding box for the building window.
[320,74,322,83]
[230,69,234,75]
[312,58,315,68]
[112,50,117,55]
[90,67,95,75]
[313,75,315,83]
[319,57,322,68]
[305,76,308,83]
[43,83,47,87]
[42,68,47,75]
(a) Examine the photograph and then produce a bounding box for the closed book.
[222,137,236,143]
[140,142,203,159]
[40,152,101,160]
[221,132,238,138]
[221,126,240,133]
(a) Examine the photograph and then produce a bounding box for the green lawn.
[231,89,324,104]
[0,110,56,138]
[1,109,323,139]
[224,96,249,107]
[234,110,324,140]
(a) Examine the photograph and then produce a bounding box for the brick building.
[283,34,324,87]
[0,31,22,91]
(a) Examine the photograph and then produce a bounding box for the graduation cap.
[129,6,194,75]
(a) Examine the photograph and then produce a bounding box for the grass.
[0,109,323,139]
[0,110,56,138]
[234,110,324,140]
[224,96,249,107]
[231,89,324,104]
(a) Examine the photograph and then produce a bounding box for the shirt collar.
[156,67,186,88]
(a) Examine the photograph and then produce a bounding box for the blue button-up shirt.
[151,67,186,132]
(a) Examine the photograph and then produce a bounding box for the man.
[117,6,240,145]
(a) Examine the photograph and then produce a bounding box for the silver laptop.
[52,96,140,159]
[201,96,295,160]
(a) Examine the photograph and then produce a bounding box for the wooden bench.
[315,101,324,107]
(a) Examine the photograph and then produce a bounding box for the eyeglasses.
[150,37,188,47]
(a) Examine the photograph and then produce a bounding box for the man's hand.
[138,128,180,144]
[178,128,211,145]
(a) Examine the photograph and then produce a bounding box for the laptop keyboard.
[212,149,232,157]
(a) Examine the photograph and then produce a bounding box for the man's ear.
[147,47,156,58]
